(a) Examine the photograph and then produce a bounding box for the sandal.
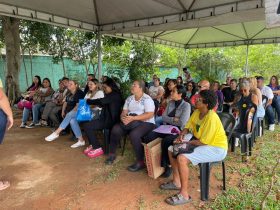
[0,181,10,191]
[165,193,192,206]
[160,181,180,190]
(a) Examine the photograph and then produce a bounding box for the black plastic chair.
[230,104,257,162]
[198,113,236,201]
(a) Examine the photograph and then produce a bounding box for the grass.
[206,126,280,210]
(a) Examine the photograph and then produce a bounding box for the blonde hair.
[248,77,258,95]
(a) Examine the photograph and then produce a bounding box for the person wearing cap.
[256,76,275,131]
[183,67,193,83]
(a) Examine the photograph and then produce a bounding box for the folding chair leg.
[200,163,210,201]
[230,137,235,152]
[222,161,226,191]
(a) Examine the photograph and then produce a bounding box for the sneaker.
[70,141,85,148]
[20,122,27,128]
[269,124,275,131]
[87,148,104,158]
[83,146,93,154]
[45,132,59,142]
[40,120,48,127]
[26,123,35,128]
[105,155,116,165]
[235,138,239,147]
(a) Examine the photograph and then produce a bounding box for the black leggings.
[109,122,156,161]
[83,119,106,149]
[143,131,178,168]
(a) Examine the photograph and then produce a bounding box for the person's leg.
[21,108,30,124]
[0,110,10,190]
[266,105,275,129]
[83,120,105,149]
[45,110,76,141]
[177,154,191,198]
[168,151,181,187]
[109,123,127,155]
[161,134,178,168]
[142,131,163,144]
[69,118,85,148]
[32,103,42,124]
[272,96,280,123]
[129,123,156,162]
[155,116,163,127]
[41,101,56,120]
[49,106,62,127]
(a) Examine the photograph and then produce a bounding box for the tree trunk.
[29,49,33,77]
[61,57,66,76]
[21,48,29,87]
[2,16,21,98]
[80,45,89,75]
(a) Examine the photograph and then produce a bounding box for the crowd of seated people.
[16,68,280,206]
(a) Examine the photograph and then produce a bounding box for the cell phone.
[182,133,193,143]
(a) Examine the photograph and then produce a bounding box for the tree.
[1,16,21,100]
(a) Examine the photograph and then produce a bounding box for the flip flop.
[0,181,10,191]
[165,193,192,206]
[160,181,180,190]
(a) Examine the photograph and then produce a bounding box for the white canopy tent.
[0,0,279,77]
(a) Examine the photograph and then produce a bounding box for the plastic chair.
[198,113,236,201]
[256,95,268,137]
[230,104,257,161]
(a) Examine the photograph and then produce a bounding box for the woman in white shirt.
[45,79,104,148]
[105,80,156,172]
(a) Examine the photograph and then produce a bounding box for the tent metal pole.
[97,30,102,81]
[245,44,249,76]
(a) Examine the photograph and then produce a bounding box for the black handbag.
[172,142,198,158]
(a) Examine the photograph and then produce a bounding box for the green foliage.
[208,129,280,209]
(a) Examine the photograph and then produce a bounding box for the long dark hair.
[102,77,121,94]
[164,79,177,99]
[270,75,279,86]
[43,77,52,88]
[186,81,197,97]
[27,75,41,91]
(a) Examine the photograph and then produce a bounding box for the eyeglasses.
[195,97,203,102]
[240,89,248,93]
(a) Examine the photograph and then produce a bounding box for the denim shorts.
[0,109,7,144]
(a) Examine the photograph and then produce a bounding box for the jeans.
[155,116,163,127]
[272,96,280,122]
[266,96,280,125]
[32,103,44,123]
[22,107,30,123]
[83,119,106,149]
[59,110,82,138]
[0,109,7,144]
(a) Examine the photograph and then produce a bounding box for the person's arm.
[162,102,174,124]
[87,94,115,106]
[61,102,67,118]
[251,94,258,106]
[120,109,129,123]
[40,87,54,97]
[272,89,280,95]
[0,89,13,130]
[155,87,164,101]
[266,99,272,107]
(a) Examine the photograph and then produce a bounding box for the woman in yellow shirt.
[161,90,227,206]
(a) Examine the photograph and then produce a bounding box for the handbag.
[172,143,198,158]
[76,99,93,122]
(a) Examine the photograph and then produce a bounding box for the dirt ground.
[0,119,236,210]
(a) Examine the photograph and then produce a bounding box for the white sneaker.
[70,141,85,148]
[45,132,59,141]
[20,122,27,128]
[235,138,239,147]
[269,124,275,131]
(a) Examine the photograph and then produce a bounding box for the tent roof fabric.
[0,0,278,48]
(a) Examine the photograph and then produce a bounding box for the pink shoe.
[83,146,93,154]
[87,148,104,158]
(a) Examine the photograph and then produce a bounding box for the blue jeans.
[59,110,82,138]
[266,96,280,124]
[22,107,30,123]
[0,109,7,144]
[32,103,43,124]
[155,116,163,127]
